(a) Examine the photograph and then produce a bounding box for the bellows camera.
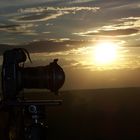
[1,48,65,100]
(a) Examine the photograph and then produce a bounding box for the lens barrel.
[21,59,65,93]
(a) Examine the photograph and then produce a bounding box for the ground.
[1,87,140,140]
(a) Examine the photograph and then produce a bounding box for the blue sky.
[0,0,140,90]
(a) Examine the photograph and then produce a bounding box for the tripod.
[0,97,62,140]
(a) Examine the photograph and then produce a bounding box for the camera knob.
[28,105,37,114]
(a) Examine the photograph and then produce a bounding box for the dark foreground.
[1,87,140,140]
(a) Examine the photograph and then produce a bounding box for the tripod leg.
[8,107,25,140]
[0,110,10,140]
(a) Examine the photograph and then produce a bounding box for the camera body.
[1,48,65,100]
[2,48,27,99]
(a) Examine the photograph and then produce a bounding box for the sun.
[94,41,118,65]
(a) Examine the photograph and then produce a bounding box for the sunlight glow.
[94,41,118,65]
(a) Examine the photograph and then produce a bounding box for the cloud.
[114,17,140,29]
[19,6,99,14]
[0,24,20,29]
[0,38,139,72]
[109,1,140,10]
[12,11,64,23]
[26,39,93,53]
[0,23,37,34]
[0,39,93,55]
[74,16,140,37]
[77,28,139,37]
[11,6,99,23]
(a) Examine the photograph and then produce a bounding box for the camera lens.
[21,59,65,93]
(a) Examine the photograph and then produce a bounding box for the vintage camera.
[1,48,65,100]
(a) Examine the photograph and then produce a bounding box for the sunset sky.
[0,0,140,90]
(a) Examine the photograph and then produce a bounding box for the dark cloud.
[0,39,92,55]
[0,23,36,34]
[0,24,20,29]
[81,28,139,36]
[26,39,92,53]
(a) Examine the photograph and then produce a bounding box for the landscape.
[0,0,140,140]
